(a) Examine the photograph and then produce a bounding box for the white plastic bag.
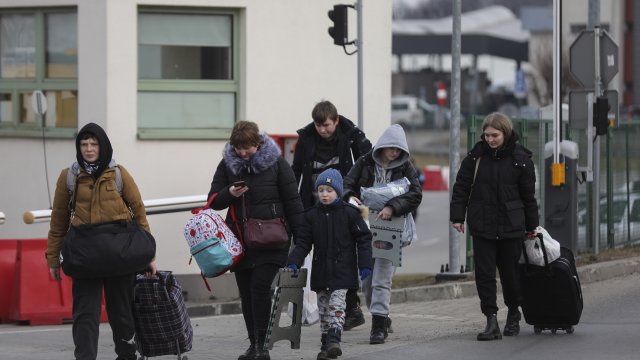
[287,252,319,326]
[519,226,561,266]
[361,177,410,211]
[402,213,417,247]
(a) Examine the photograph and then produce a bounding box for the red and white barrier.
[422,165,449,191]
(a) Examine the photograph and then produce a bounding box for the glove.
[359,267,372,281]
[286,264,299,273]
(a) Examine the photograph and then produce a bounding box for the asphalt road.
[1,272,638,360]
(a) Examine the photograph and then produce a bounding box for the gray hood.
[372,124,410,169]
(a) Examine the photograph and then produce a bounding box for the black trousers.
[473,236,522,316]
[234,263,280,341]
[346,287,360,311]
[72,273,136,360]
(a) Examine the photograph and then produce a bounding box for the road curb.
[186,256,640,318]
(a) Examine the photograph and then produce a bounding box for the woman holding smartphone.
[207,121,304,360]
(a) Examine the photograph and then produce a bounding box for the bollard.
[265,268,307,350]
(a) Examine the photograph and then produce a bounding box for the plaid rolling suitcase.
[133,271,193,360]
[520,234,583,334]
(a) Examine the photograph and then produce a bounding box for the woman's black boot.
[477,314,502,341]
[254,330,271,360]
[238,332,256,360]
[503,308,521,336]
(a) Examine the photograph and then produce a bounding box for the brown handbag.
[241,195,289,249]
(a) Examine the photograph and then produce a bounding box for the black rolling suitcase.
[520,234,583,334]
[133,271,193,360]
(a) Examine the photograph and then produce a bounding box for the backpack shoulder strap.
[66,163,123,211]
[114,165,123,195]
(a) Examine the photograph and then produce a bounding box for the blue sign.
[514,69,526,99]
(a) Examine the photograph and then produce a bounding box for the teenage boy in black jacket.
[291,100,372,330]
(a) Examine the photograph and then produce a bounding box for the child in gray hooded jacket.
[343,124,423,344]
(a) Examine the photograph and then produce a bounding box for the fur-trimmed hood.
[223,133,282,175]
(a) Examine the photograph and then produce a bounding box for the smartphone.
[233,180,246,188]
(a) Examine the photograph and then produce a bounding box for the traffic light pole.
[357,0,363,130]
[589,0,602,254]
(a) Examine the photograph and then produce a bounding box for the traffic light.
[593,96,610,135]
[328,5,349,46]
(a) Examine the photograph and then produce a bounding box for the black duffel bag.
[61,219,156,279]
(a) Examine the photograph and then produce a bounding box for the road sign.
[30,90,48,116]
[569,29,619,88]
[568,89,618,129]
[514,69,526,99]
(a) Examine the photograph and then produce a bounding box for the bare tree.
[526,39,579,106]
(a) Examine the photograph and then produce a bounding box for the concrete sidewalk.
[185,256,640,318]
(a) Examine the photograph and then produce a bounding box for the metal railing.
[23,195,208,224]
[0,211,5,225]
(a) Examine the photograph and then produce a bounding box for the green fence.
[466,115,640,266]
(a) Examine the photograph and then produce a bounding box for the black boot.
[477,314,502,341]
[386,316,394,334]
[238,332,256,360]
[343,306,365,331]
[317,333,329,360]
[254,330,270,360]
[369,315,388,344]
[326,328,342,358]
[503,308,521,336]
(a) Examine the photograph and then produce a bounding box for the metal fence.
[468,115,640,255]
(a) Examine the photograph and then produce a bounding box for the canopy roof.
[393,5,530,62]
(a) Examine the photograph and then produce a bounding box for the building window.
[137,8,239,139]
[0,8,78,138]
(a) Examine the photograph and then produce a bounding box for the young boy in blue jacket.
[287,168,373,359]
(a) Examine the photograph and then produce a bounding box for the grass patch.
[389,245,640,289]
[576,244,640,266]
[392,273,437,289]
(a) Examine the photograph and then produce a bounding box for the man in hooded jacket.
[46,123,155,360]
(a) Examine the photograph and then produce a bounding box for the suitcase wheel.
[566,326,574,334]
[551,328,557,334]
[534,326,542,334]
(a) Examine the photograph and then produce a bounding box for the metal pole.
[589,0,602,254]
[553,0,561,165]
[357,0,363,130]
[448,0,462,274]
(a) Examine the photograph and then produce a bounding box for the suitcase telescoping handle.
[521,233,551,269]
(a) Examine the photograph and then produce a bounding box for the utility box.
[544,141,579,252]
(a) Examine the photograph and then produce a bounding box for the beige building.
[0,0,392,277]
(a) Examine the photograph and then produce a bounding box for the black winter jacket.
[292,116,372,209]
[208,134,304,271]
[287,201,373,292]
[343,151,422,216]
[450,132,539,240]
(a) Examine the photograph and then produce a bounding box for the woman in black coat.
[450,112,539,341]
[208,121,303,360]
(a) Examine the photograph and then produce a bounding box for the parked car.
[578,193,640,247]
[391,95,451,129]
